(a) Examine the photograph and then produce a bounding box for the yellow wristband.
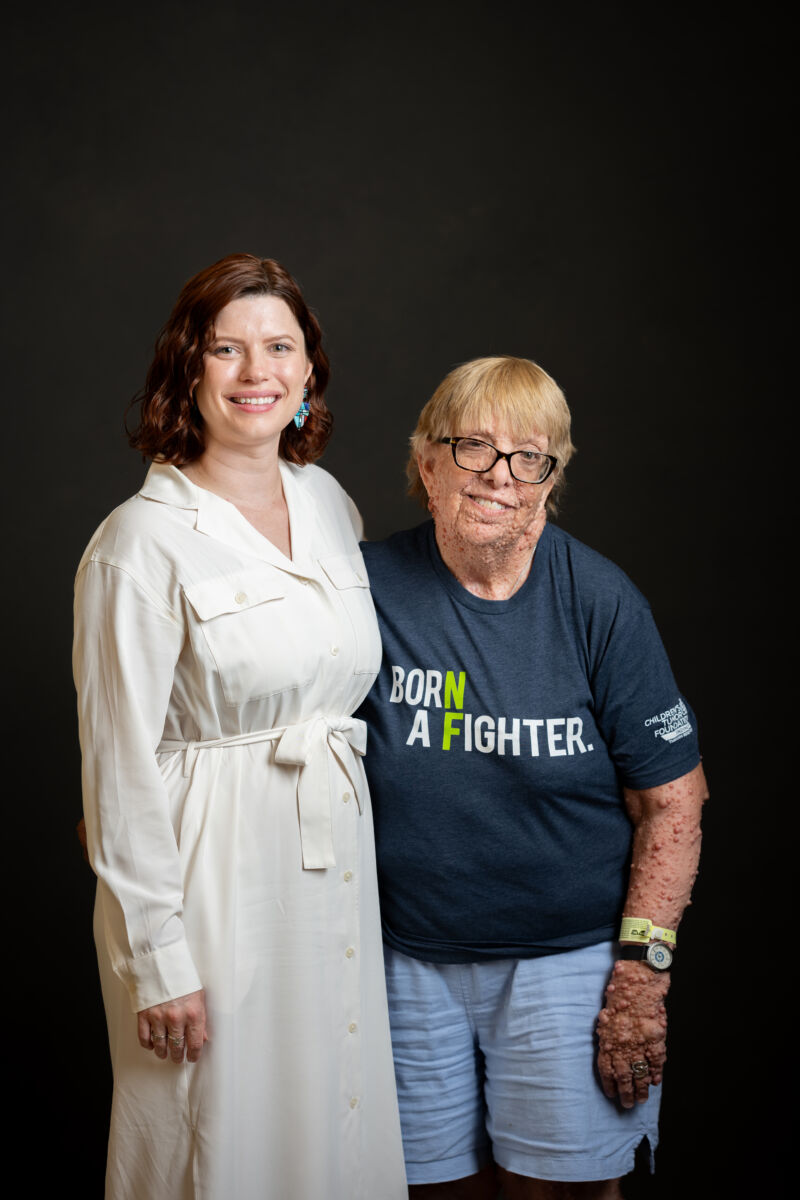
[619,917,677,946]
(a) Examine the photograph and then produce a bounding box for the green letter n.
[444,670,466,710]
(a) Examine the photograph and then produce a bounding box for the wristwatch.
[619,941,673,971]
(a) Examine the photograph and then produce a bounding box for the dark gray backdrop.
[5,3,784,1195]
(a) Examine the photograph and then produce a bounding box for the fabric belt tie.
[158,716,367,870]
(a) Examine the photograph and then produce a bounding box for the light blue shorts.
[384,942,660,1184]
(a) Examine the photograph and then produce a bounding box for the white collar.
[138,461,317,572]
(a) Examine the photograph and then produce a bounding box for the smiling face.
[193,294,312,459]
[417,421,557,562]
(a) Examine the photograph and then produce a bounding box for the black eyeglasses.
[439,437,557,485]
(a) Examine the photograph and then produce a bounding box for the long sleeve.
[74,557,203,1012]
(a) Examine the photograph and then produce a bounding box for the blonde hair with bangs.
[408,356,575,516]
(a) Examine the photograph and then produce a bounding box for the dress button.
[234,592,248,605]
[343,870,353,882]
[331,645,339,656]
[348,1022,358,1033]
[342,791,351,804]
[349,1097,358,1109]
[345,947,355,959]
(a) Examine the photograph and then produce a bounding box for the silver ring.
[631,1060,649,1079]
[169,1035,185,1046]
[153,1033,167,1041]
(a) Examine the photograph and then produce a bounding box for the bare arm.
[596,762,708,1108]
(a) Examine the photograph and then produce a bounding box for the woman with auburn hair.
[358,355,707,1198]
[73,254,406,1199]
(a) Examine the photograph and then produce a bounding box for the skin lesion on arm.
[622,762,709,931]
[596,763,709,1107]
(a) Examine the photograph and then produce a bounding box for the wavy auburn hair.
[128,254,332,465]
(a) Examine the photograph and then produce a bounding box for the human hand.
[138,989,208,1064]
[76,817,89,864]
[596,961,669,1108]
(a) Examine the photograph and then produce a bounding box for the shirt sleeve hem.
[115,941,204,1013]
[620,750,702,792]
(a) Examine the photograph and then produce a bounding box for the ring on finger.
[153,1033,167,1041]
[631,1060,649,1079]
[169,1035,185,1047]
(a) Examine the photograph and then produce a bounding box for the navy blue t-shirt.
[357,521,700,963]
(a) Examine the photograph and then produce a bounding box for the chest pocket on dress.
[184,574,314,706]
[318,552,382,677]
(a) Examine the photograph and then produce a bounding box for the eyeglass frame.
[438,437,558,485]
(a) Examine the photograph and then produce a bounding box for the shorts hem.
[404,1147,492,1186]
[493,1132,658,1183]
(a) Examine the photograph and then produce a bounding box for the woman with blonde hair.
[359,355,707,1199]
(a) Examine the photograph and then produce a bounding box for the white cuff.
[114,940,203,1013]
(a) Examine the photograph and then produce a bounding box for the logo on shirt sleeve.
[644,698,693,743]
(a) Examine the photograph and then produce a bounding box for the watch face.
[646,942,673,970]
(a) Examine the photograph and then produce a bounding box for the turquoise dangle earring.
[293,387,310,429]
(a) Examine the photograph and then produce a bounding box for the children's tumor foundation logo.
[644,698,692,743]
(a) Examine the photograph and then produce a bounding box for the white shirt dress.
[73,461,407,1200]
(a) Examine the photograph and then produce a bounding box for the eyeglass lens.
[454,439,551,483]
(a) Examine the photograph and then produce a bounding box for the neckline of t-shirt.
[424,520,552,614]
